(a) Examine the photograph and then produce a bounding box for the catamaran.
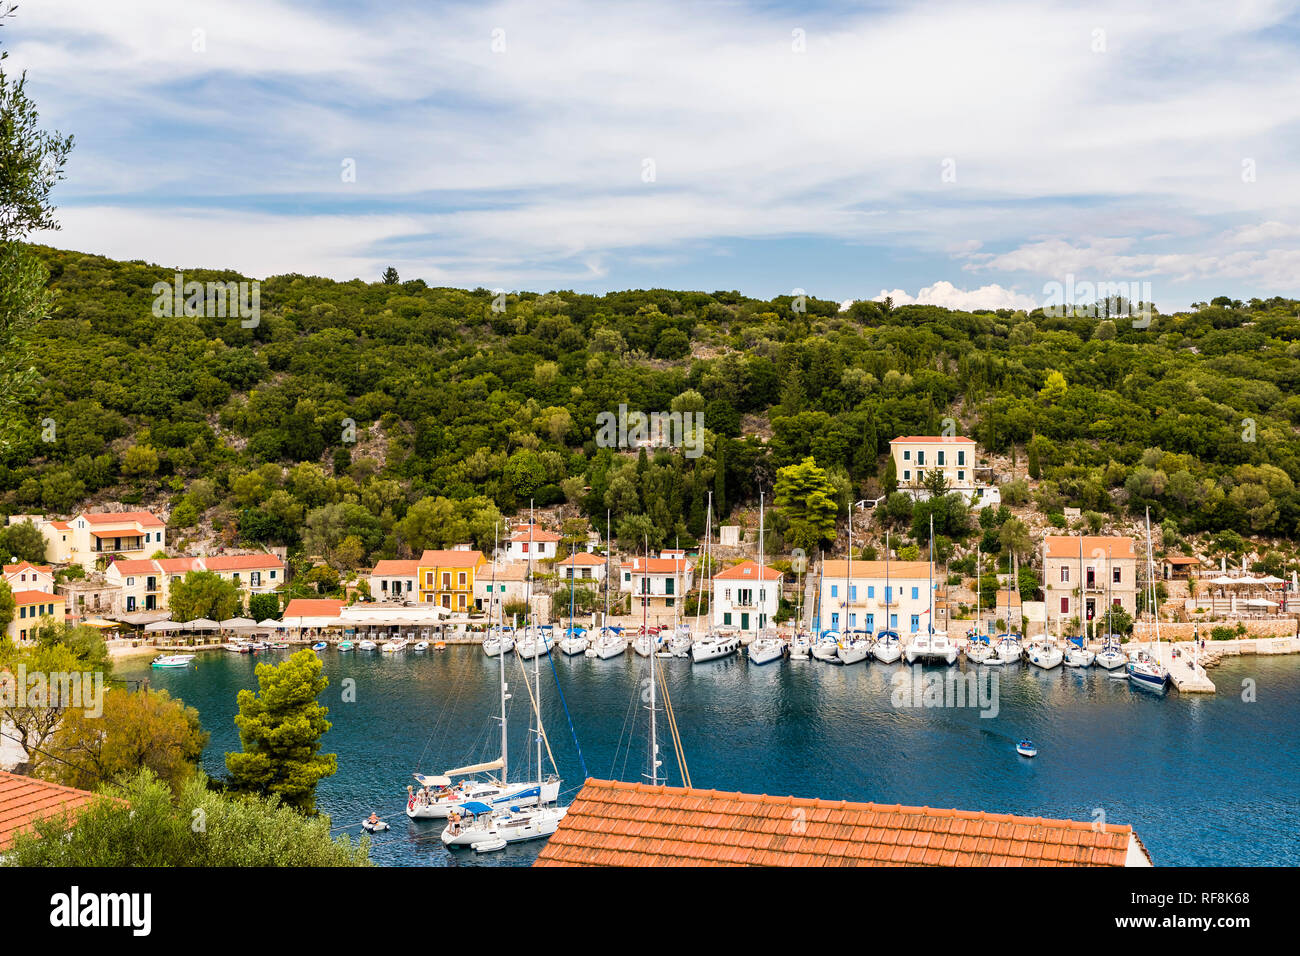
[1128,507,1170,692]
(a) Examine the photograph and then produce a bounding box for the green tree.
[44,688,208,792]
[169,570,242,621]
[382,266,399,284]
[4,770,370,867]
[225,649,337,813]
[0,19,73,449]
[774,457,838,551]
[247,592,281,622]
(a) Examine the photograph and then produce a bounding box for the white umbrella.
[1256,575,1286,585]
[1244,598,1278,607]
[1207,576,1243,586]
[184,619,219,631]
[219,617,258,629]
[144,620,181,632]
[256,618,285,629]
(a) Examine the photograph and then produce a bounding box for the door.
[741,613,750,631]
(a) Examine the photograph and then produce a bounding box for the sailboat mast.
[645,536,659,784]
[529,501,542,783]
[759,491,765,631]
[1146,506,1161,646]
[885,530,890,632]
[976,542,981,635]
[493,522,506,785]
[695,494,711,634]
[928,514,934,634]
[1078,533,1085,643]
[847,501,852,633]
[605,509,611,627]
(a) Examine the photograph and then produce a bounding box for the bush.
[1210,625,1235,641]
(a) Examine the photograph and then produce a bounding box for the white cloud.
[869,281,1039,311]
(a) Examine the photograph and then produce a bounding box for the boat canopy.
[458,801,496,816]
[413,773,452,788]
[442,758,504,777]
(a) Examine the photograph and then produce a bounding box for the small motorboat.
[474,836,508,853]
[151,654,196,669]
[358,640,378,650]
[338,640,355,652]
[361,816,390,833]
[311,641,327,651]
[435,642,446,651]
[413,641,430,652]
[383,638,408,653]
[1016,740,1038,758]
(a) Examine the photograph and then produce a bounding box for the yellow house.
[7,590,65,643]
[417,549,486,612]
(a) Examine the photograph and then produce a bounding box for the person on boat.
[368,813,380,826]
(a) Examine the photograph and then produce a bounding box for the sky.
[9,0,1300,311]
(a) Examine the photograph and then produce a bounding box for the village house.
[1042,535,1138,636]
[889,436,979,500]
[204,553,284,596]
[556,551,608,583]
[31,511,167,571]
[618,553,694,612]
[712,560,781,634]
[368,559,420,602]
[101,552,284,615]
[474,561,529,614]
[817,559,939,635]
[2,562,54,593]
[417,549,486,612]
[504,524,561,562]
[5,590,64,643]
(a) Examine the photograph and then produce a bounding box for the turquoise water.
[123,648,1300,867]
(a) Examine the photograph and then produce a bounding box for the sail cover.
[441,758,504,777]
[413,773,452,788]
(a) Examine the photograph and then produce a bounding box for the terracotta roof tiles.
[0,771,103,850]
[534,778,1148,868]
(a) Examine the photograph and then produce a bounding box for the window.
[665,597,674,607]
[1060,597,1069,613]
[441,573,451,589]
[957,470,964,481]
[903,450,911,461]
[917,470,925,482]
[958,450,965,466]
[937,450,945,466]
[1060,566,1070,583]
[885,586,892,604]
[830,584,838,597]
[911,587,919,600]
[917,450,925,465]
[867,586,875,599]
[849,585,856,601]
[903,470,911,481]
[1113,567,1121,584]
[458,572,467,586]
[910,614,919,632]
[127,577,135,586]
[666,578,674,595]
[723,613,732,626]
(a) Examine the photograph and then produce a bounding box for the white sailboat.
[1026,638,1063,669]
[1064,534,1096,667]
[1095,553,1126,669]
[410,528,560,821]
[871,532,902,663]
[1128,507,1170,692]
[691,493,740,663]
[440,504,567,846]
[904,516,956,664]
[483,625,515,657]
[835,506,870,664]
[988,558,1022,665]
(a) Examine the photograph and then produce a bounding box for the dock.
[1135,641,1216,693]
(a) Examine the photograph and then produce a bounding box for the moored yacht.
[788,631,812,659]
[558,626,588,656]
[747,633,785,665]
[905,629,957,664]
[440,798,568,848]
[1095,635,1126,670]
[871,628,902,663]
[1127,649,1169,691]
[588,626,627,659]
[690,629,740,662]
[964,632,994,664]
[811,629,840,662]
[1026,639,1064,670]
[483,626,515,657]
[988,633,1022,665]
[837,630,871,665]
[1064,636,1095,668]
[515,627,552,659]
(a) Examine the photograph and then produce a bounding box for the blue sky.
[11,0,1300,310]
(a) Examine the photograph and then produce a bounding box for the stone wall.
[1135,619,1299,641]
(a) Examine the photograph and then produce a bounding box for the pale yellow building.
[889,436,978,499]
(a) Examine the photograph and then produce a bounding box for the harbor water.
[123,648,1300,867]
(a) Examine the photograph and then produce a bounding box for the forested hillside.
[4,245,1300,574]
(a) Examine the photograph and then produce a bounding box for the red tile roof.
[9,590,60,605]
[80,511,164,526]
[157,557,202,574]
[282,598,345,618]
[557,552,606,566]
[417,549,486,568]
[1044,535,1136,560]
[534,779,1149,867]
[890,436,977,444]
[714,560,782,581]
[205,553,284,571]
[0,771,103,851]
[370,559,422,576]
[619,557,693,575]
[109,559,158,574]
[509,525,562,543]
[2,562,52,576]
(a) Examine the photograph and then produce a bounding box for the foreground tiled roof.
[0,771,102,851]
[535,779,1149,867]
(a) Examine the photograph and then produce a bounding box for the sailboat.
[990,557,1023,665]
[904,515,956,664]
[871,531,902,663]
[965,544,993,663]
[810,554,840,661]
[835,505,871,664]
[1095,563,1126,669]
[440,522,568,845]
[747,492,786,665]
[1064,535,1096,667]
[483,624,515,657]
[410,530,561,821]
[691,492,741,663]
[587,512,627,660]
[1127,507,1170,692]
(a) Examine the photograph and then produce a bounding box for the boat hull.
[407,779,561,819]
[691,637,740,662]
